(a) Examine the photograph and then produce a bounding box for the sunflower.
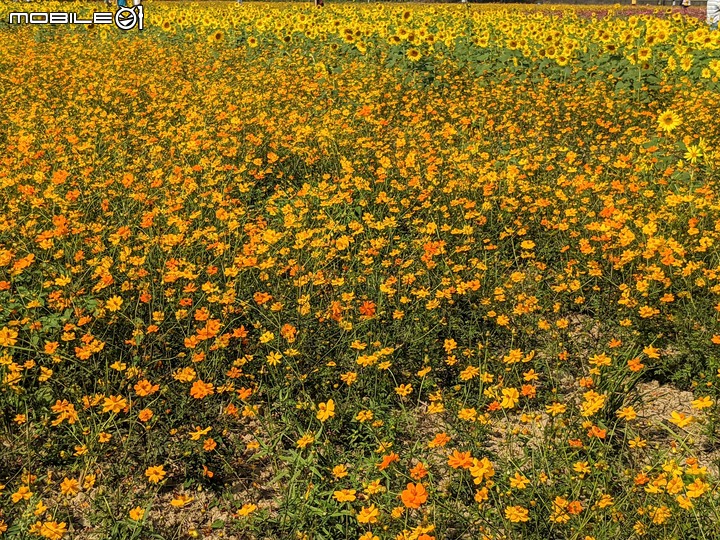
[407,48,421,62]
[637,47,651,62]
[657,109,682,133]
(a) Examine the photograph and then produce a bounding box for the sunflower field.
[1,2,720,539]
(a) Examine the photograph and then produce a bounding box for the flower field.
[2,2,720,539]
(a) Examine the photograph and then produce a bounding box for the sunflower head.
[657,109,682,133]
[407,48,421,62]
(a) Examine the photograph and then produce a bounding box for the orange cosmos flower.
[428,432,451,448]
[197,319,221,340]
[253,292,272,305]
[358,300,376,318]
[627,357,644,372]
[134,379,160,397]
[410,462,429,480]
[203,438,217,451]
[447,450,474,469]
[280,323,297,342]
[400,483,428,509]
[377,452,400,470]
[190,380,214,399]
[567,501,583,515]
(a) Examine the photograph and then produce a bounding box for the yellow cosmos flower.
[500,387,520,409]
[170,493,194,508]
[333,489,356,502]
[616,406,637,421]
[237,503,258,517]
[38,521,68,540]
[145,465,167,484]
[316,399,335,422]
[105,295,123,312]
[297,433,315,449]
[691,396,714,409]
[395,383,413,397]
[0,327,18,348]
[668,411,694,428]
[504,505,530,522]
[357,504,380,524]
